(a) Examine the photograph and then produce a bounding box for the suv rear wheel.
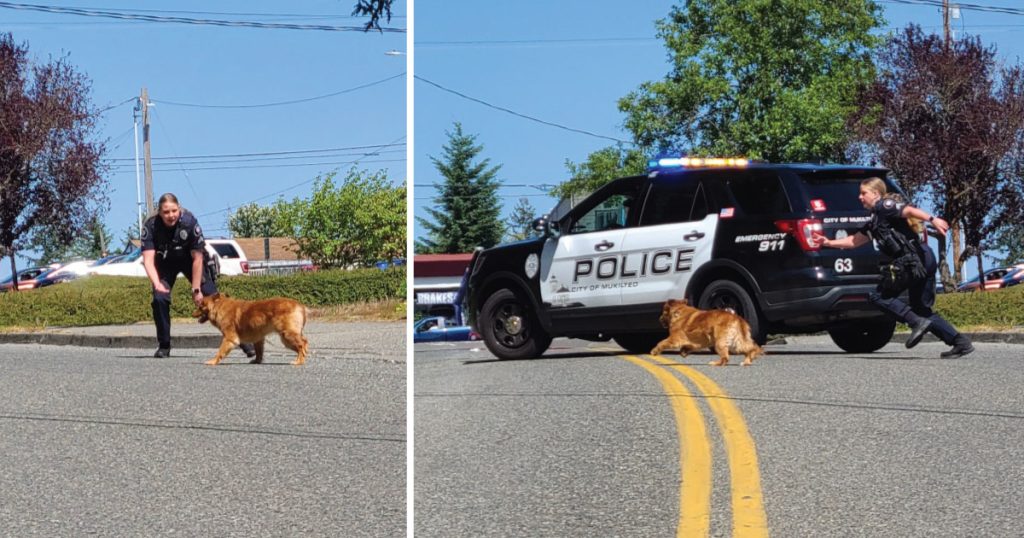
[698,280,766,345]
[479,288,552,360]
[828,319,896,353]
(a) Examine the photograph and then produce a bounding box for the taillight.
[241,261,249,274]
[775,218,824,251]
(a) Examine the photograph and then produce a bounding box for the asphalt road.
[414,336,1024,537]
[0,329,405,537]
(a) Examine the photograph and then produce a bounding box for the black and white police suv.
[466,158,905,360]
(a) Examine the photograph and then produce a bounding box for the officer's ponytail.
[861,178,924,236]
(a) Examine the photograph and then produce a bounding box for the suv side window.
[727,172,791,215]
[211,243,240,258]
[566,178,642,234]
[639,179,709,226]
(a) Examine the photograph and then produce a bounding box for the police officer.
[813,177,974,358]
[142,193,255,358]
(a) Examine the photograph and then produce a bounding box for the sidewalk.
[0,320,408,353]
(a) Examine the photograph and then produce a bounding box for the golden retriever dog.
[193,293,309,366]
[650,298,764,366]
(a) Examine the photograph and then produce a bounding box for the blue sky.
[413,1,1024,279]
[1,0,406,279]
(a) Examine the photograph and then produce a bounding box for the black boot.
[154,347,171,358]
[940,336,975,359]
[905,318,932,349]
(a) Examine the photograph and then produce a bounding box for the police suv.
[466,159,903,360]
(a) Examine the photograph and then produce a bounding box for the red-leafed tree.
[849,25,1024,289]
[0,33,107,288]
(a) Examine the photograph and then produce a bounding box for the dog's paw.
[204,358,220,366]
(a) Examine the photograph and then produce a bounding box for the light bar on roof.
[648,157,749,169]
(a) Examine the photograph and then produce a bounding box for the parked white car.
[89,239,249,277]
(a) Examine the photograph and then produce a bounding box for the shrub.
[0,267,405,327]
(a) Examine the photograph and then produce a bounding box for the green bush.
[0,267,405,327]
[933,285,1024,328]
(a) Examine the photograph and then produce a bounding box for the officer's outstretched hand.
[930,217,950,236]
[153,281,170,294]
[193,291,204,307]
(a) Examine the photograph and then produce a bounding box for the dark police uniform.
[858,197,969,351]
[142,209,255,359]
[141,209,219,352]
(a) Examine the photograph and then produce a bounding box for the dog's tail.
[742,321,766,357]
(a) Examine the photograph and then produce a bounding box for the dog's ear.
[680,298,689,306]
[208,292,221,301]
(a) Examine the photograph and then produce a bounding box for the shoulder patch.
[882,198,896,209]
[141,226,149,240]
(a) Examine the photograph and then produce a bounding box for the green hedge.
[0,267,405,327]
[932,284,1024,328]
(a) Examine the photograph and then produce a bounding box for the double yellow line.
[621,354,768,538]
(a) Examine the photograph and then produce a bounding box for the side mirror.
[532,215,551,236]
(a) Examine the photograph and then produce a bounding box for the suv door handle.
[684,231,705,241]
[594,240,615,251]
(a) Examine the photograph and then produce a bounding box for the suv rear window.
[799,173,899,212]
[211,243,240,258]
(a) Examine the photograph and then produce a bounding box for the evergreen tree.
[416,123,504,253]
[505,197,538,243]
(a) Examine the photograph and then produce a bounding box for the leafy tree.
[505,197,539,243]
[850,26,1024,286]
[0,33,107,287]
[416,123,504,253]
[287,169,405,268]
[553,146,647,198]
[29,216,113,264]
[351,0,393,32]
[619,0,882,161]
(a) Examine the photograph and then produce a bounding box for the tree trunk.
[977,252,986,292]
[934,232,954,291]
[951,220,963,282]
[7,251,18,293]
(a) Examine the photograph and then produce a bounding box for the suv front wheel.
[828,319,896,353]
[479,288,552,360]
[698,280,766,345]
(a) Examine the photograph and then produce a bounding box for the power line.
[0,1,406,32]
[419,36,658,47]
[106,149,406,167]
[104,142,406,162]
[879,0,1024,17]
[196,134,406,218]
[152,73,405,109]
[97,97,135,114]
[109,157,404,173]
[415,75,635,145]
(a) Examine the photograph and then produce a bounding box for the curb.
[889,332,1024,345]
[0,333,222,349]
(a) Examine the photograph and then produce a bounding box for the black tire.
[613,333,665,355]
[479,288,552,360]
[828,319,896,353]
[698,280,766,345]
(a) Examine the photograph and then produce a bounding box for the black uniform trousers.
[152,256,218,349]
[868,247,959,345]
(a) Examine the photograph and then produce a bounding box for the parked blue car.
[413,316,480,343]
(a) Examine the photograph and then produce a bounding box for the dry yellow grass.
[308,299,407,322]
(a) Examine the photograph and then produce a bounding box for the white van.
[89,239,249,277]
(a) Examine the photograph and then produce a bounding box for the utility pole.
[943,0,951,49]
[141,87,154,217]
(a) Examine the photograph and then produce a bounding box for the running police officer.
[813,177,974,358]
[142,193,255,358]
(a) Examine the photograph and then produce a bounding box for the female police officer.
[812,177,974,358]
[142,193,255,358]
